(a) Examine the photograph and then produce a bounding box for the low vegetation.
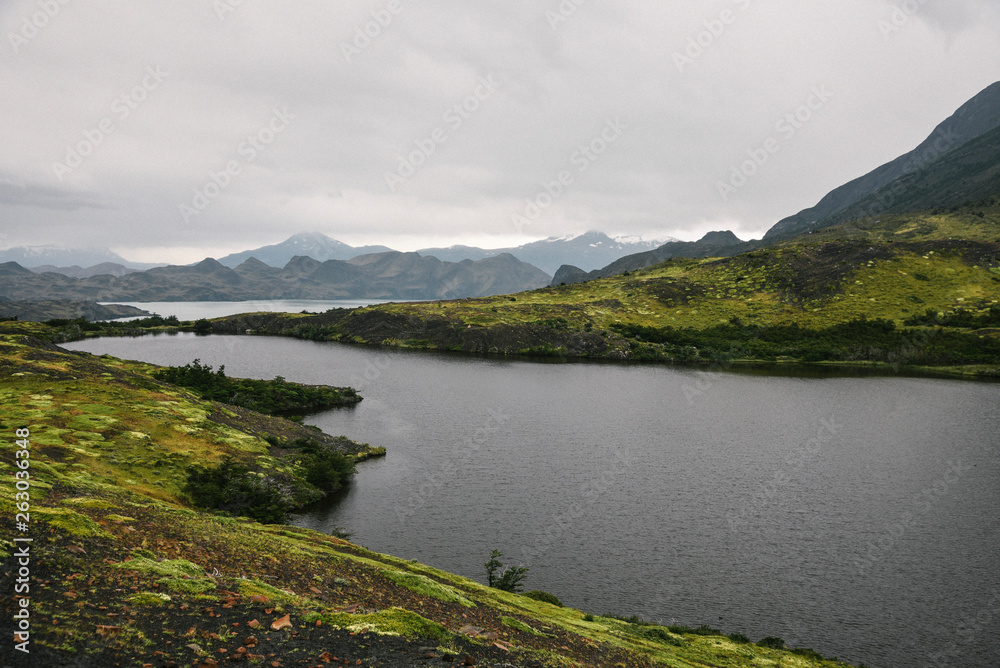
[0,322,863,666]
[183,438,356,523]
[152,358,360,416]
[485,549,530,593]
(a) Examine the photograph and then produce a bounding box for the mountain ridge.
[0,251,551,302]
[217,231,394,268]
[554,81,1000,285]
[765,80,1000,240]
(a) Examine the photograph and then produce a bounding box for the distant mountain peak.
[415,231,680,274]
[698,230,743,245]
[0,245,136,269]
[217,233,393,268]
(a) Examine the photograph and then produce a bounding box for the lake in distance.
[64,332,1000,668]
[100,299,396,321]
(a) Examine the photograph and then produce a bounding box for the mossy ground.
[1,326,860,666]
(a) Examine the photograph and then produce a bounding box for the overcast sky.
[1,1,998,263]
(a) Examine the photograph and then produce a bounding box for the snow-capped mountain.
[218,231,677,275]
[217,232,393,268]
[418,231,679,274]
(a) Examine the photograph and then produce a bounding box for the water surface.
[64,333,1000,668]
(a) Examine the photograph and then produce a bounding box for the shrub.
[728,632,751,644]
[153,360,359,416]
[522,590,563,607]
[757,636,786,649]
[666,624,721,636]
[637,625,685,647]
[184,460,293,524]
[289,439,355,492]
[667,624,696,634]
[184,440,356,524]
[485,549,529,593]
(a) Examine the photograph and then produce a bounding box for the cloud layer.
[2,0,998,263]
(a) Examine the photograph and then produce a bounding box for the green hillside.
[203,204,1000,378]
[1,322,863,666]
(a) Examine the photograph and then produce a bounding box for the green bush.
[637,625,685,647]
[727,632,751,644]
[184,460,293,524]
[757,636,786,649]
[522,590,563,607]
[288,438,356,492]
[184,440,355,524]
[485,549,529,593]
[609,315,1000,366]
[153,359,359,416]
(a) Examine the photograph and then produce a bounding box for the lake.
[99,299,397,321]
[63,333,1000,668]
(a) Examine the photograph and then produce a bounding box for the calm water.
[99,299,396,321]
[64,333,1000,668]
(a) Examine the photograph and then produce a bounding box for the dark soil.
[1,486,650,668]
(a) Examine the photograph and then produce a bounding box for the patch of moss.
[158,577,217,595]
[114,557,203,578]
[236,578,302,607]
[304,607,451,643]
[501,616,552,637]
[127,592,172,606]
[383,570,475,608]
[34,507,112,538]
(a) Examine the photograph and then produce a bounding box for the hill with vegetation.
[0,321,864,666]
[196,203,1000,379]
[765,80,1000,241]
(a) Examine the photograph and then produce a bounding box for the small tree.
[485,549,529,593]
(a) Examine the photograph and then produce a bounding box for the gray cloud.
[1,0,998,262]
[0,176,109,211]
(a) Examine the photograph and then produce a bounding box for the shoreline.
[67,319,1000,383]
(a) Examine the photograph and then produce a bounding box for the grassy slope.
[1,322,860,667]
[276,206,997,376]
[386,208,999,329]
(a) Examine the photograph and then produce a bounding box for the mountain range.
[0,251,551,303]
[215,230,676,275]
[216,233,394,268]
[5,230,676,285]
[414,231,677,274]
[0,245,161,271]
